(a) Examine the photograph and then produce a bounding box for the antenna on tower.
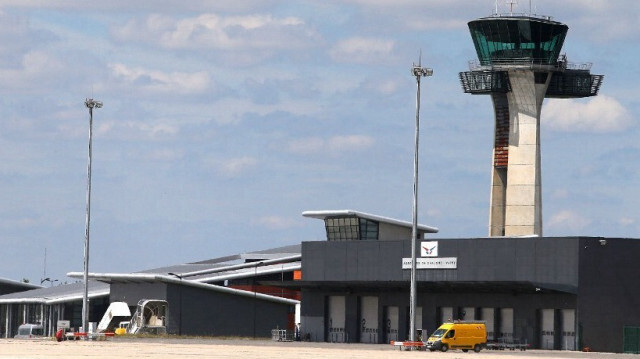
[494,0,498,15]
[507,0,517,15]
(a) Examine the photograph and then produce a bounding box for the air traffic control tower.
[459,13,603,237]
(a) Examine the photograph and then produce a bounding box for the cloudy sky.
[0,0,638,284]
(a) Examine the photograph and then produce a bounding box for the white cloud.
[287,137,324,155]
[405,18,467,30]
[0,51,66,91]
[219,156,257,176]
[109,63,210,94]
[287,135,374,155]
[95,120,180,140]
[0,216,38,230]
[144,148,185,162]
[327,135,374,152]
[547,210,591,232]
[330,37,395,64]
[363,77,402,96]
[253,215,298,230]
[543,96,634,133]
[550,189,570,200]
[552,1,640,41]
[113,13,317,52]
[201,155,258,177]
[618,217,635,227]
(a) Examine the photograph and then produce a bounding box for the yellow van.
[425,321,487,352]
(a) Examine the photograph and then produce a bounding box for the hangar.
[298,210,640,353]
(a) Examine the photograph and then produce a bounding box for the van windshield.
[431,329,447,338]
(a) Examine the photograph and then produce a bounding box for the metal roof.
[134,246,300,278]
[0,277,42,290]
[0,281,109,304]
[64,273,298,305]
[302,209,439,233]
[0,244,301,305]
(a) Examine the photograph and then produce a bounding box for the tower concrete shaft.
[489,70,548,236]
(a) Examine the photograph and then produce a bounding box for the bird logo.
[423,245,436,255]
[421,241,438,257]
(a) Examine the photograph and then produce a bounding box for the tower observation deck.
[459,14,603,237]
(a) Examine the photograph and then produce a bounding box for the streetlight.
[409,60,432,343]
[40,278,59,287]
[82,98,102,335]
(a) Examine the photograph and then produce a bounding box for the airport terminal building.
[298,211,640,353]
[1,210,639,353]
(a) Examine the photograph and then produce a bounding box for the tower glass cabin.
[459,15,603,237]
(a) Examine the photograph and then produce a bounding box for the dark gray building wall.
[302,237,580,289]
[166,284,292,337]
[109,282,292,338]
[110,282,169,305]
[577,237,640,353]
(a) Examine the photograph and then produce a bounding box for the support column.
[5,305,9,338]
[503,70,549,236]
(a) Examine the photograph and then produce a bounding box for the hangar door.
[327,296,346,343]
[561,309,576,350]
[360,296,378,343]
[540,309,555,349]
[481,308,495,341]
[384,306,398,343]
[499,308,514,339]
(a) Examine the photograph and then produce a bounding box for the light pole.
[409,61,432,343]
[82,98,102,334]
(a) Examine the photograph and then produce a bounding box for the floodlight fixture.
[85,99,103,109]
[412,66,433,77]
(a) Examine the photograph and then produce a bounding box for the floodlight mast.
[82,98,102,335]
[409,61,432,344]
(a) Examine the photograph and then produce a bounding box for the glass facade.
[468,17,568,65]
[325,217,379,241]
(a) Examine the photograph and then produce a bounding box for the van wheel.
[462,349,469,352]
[440,344,449,352]
[474,344,482,353]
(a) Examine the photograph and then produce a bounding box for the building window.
[325,217,379,241]
[359,219,378,240]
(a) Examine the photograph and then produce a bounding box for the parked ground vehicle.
[14,324,44,339]
[425,321,487,352]
[115,321,130,335]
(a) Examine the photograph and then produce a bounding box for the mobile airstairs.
[127,299,169,335]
